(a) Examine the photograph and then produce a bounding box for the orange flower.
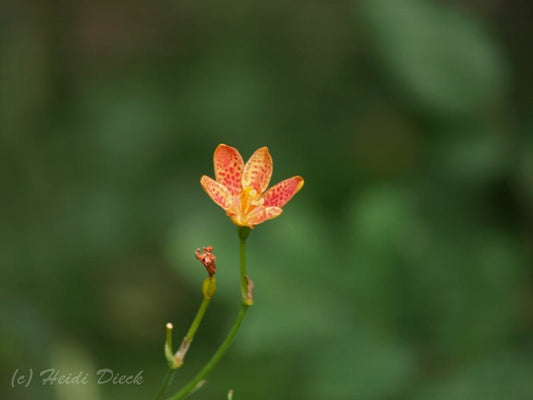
[200,144,304,228]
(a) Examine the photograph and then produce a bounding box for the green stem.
[166,305,249,400]
[155,296,212,400]
[185,296,211,341]
[155,370,176,400]
[239,230,249,304]
[166,227,251,400]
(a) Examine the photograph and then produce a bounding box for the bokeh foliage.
[1,0,532,399]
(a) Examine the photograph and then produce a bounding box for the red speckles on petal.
[247,206,283,226]
[242,147,273,193]
[214,144,244,196]
[262,176,304,208]
[200,175,232,210]
[202,144,304,227]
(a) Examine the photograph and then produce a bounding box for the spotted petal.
[214,144,244,196]
[262,176,304,208]
[200,175,233,210]
[242,147,273,193]
[246,206,283,227]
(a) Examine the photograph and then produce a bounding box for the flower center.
[238,187,263,217]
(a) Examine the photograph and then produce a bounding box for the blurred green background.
[2,0,533,399]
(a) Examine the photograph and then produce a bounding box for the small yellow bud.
[202,276,216,299]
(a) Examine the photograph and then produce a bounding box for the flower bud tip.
[195,246,217,276]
